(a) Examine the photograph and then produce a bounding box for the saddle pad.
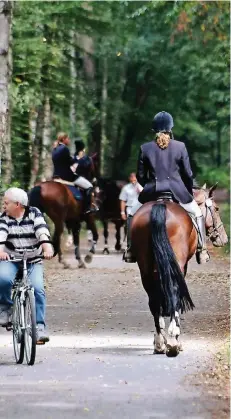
[67,185,83,201]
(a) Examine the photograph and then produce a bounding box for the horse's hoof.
[154,346,166,354]
[78,262,86,269]
[84,253,93,264]
[62,262,71,269]
[103,248,110,255]
[115,244,122,251]
[166,343,180,357]
[177,340,183,351]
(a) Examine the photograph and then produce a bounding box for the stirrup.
[196,249,210,264]
[123,248,136,263]
[85,207,98,214]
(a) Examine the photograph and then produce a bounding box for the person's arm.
[136,147,148,187]
[179,144,194,194]
[120,200,127,221]
[33,208,54,259]
[119,187,128,220]
[0,217,9,260]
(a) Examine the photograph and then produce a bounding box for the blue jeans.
[0,261,46,325]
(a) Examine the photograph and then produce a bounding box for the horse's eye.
[215,207,219,212]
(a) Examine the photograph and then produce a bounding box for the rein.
[204,197,224,244]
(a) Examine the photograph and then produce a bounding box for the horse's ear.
[202,183,207,190]
[209,182,218,197]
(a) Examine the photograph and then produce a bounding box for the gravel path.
[0,235,229,419]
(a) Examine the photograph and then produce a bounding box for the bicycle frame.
[12,250,36,331]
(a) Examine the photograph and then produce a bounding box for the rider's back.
[52,143,75,182]
[138,139,193,204]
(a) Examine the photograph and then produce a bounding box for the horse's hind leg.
[115,221,122,251]
[84,215,98,263]
[143,275,166,354]
[166,284,181,357]
[102,220,109,255]
[153,312,167,354]
[72,224,86,269]
[53,218,70,269]
[166,311,181,357]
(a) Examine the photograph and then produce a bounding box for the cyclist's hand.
[42,244,54,260]
[0,251,10,261]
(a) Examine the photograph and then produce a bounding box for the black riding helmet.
[75,139,85,154]
[152,111,174,133]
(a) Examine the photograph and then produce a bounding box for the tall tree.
[0,0,12,185]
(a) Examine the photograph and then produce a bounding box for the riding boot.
[85,187,98,214]
[195,215,210,264]
[123,215,136,263]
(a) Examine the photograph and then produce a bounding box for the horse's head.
[90,152,100,180]
[93,178,106,209]
[194,183,228,247]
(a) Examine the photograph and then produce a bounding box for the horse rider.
[124,111,210,265]
[0,187,54,343]
[119,172,143,221]
[73,139,97,213]
[52,133,95,214]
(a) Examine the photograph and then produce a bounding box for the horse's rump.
[131,201,195,316]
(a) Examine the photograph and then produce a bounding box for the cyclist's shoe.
[36,324,50,344]
[0,304,11,326]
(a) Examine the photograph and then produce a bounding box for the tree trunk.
[100,57,108,177]
[79,34,101,165]
[0,0,12,184]
[69,30,77,149]
[41,96,52,180]
[29,107,43,189]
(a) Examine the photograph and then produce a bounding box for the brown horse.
[29,181,98,268]
[131,184,228,357]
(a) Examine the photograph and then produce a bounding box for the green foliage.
[8,0,230,186]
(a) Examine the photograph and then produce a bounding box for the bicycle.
[6,248,41,366]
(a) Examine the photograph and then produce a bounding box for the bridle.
[204,197,224,244]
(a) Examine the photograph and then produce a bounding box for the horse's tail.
[150,203,194,317]
[28,185,45,213]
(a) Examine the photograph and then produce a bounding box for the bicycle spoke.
[12,294,24,364]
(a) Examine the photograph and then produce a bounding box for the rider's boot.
[195,215,210,264]
[85,187,98,214]
[123,215,136,263]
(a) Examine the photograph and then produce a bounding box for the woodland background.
[0,0,229,191]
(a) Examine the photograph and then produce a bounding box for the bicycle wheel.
[24,290,37,365]
[12,293,25,364]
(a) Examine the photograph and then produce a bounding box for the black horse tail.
[150,203,194,317]
[28,185,45,213]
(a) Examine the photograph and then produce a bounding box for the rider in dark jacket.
[124,111,210,265]
[52,133,75,182]
[52,134,95,213]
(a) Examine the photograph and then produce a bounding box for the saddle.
[155,192,174,202]
[155,191,199,233]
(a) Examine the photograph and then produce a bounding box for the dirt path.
[0,234,229,418]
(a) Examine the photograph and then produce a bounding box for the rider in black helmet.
[73,139,96,214]
[124,111,210,265]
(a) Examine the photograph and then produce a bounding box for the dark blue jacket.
[137,140,193,204]
[74,155,92,180]
[52,143,76,182]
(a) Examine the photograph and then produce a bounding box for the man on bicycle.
[0,187,53,344]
